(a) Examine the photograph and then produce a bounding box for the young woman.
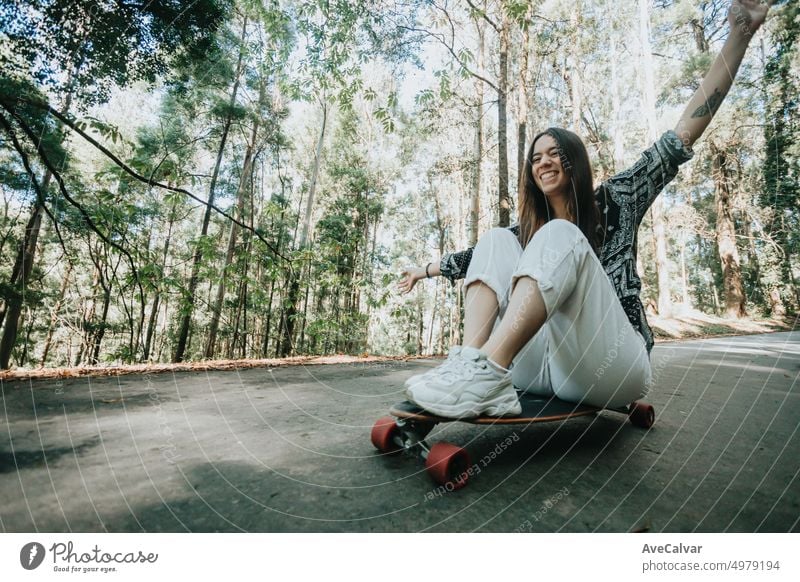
[398,0,773,418]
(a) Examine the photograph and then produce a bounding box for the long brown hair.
[518,127,602,253]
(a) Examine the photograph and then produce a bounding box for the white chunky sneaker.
[408,346,522,419]
[404,346,463,398]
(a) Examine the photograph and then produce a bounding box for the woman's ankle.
[480,340,514,369]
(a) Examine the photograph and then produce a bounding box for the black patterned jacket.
[439,130,694,354]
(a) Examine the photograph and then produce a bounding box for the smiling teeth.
[540,171,557,179]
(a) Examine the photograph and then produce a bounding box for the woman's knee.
[521,219,589,269]
[476,227,521,250]
[530,219,583,245]
[468,227,522,281]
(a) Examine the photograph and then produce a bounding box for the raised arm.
[675,0,773,150]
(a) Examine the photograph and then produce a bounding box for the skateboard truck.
[372,415,473,491]
[372,416,435,458]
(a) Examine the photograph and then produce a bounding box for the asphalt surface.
[1,332,798,532]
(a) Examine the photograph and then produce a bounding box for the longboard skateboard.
[371,394,654,490]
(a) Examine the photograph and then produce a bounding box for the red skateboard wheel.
[425,443,471,490]
[371,416,402,453]
[629,402,655,429]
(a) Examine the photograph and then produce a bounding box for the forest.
[0,0,797,370]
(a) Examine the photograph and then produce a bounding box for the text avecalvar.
[642,544,702,554]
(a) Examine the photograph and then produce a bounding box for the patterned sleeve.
[605,130,694,227]
[439,225,520,284]
[439,248,474,284]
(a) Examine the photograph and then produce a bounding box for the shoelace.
[432,355,461,372]
[436,369,463,382]
[436,358,488,383]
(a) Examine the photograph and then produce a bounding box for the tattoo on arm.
[691,88,724,118]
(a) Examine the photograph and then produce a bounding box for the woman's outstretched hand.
[398,267,426,294]
[728,0,773,38]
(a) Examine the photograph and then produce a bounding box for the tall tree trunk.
[517,12,531,202]
[711,280,721,315]
[638,0,673,317]
[364,217,379,350]
[710,140,747,318]
[238,241,251,359]
[261,171,289,358]
[0,201,44,368]
[229,250,249,359]
[144,295,161,362]
[650,202,671,315]
[690,18,710,53]
[75,266,100,367]
[19,305,37,367]
[497,17,510,227]
[279,101,327,357]
[430,189,448,354]
[0,200,44,332]
[569,7,583,133]
[416,302,423,355]
[174,16,248,362]
[470,21,485,246]
[156,295,170,362]
[275,282,289,358]
[426,298,436,355]
[262,276,277,357]
[299,102,327,249]
[205,80,263,358]
[88,245,121,365]
[679,240,690,306]
[39,262,73,367]
[90,282,112,364]
[610,21,625,173]
[278,255,302,357]
[143,201,177,361]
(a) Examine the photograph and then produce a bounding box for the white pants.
[463,220,652,408]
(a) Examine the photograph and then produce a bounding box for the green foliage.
[760,0,800,308]
[505,1,532,26]
[660,52,714,102]
[0,0,232,107]
[0,76,69,171]
[763,1,800,209]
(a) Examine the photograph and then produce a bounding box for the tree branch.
[463,0,499,33]
[2,94,292,264]
[395,23,500,92]
[2,100,148,339]
[0,110,69,260]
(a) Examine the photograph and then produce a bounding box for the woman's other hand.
[727,0,773,39]
[398,267,426,294]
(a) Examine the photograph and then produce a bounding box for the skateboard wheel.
[425,443,471,490]
[629,402,655,429]
[371,416,402,453]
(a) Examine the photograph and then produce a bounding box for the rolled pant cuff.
[464,273,512,314]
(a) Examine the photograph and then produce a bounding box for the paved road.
[1,332,798,532]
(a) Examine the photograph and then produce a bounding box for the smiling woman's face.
[531,134,570,198]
